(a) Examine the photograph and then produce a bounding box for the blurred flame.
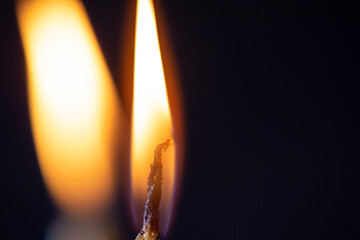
[131,0,175,233]
[16,0,120,215]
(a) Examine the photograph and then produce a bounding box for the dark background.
[1,0,359,239]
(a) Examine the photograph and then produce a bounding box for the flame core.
[131,0,176,233]
[16,0,120,215]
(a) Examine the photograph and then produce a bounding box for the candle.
[16,0,182,238]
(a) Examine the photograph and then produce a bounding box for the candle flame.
[131,0,175,234]
[16,0,120,215]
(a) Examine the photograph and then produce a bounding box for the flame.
[131,0,176,233]
[16,0,120,215]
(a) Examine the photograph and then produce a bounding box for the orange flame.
[16,0,121,215]
[131,0,176,233]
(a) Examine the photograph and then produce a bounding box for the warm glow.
[16,0,120,215]
[131,0,175,232]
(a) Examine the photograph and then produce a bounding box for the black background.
[1,0,359,239]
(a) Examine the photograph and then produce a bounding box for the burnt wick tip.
[135,139,173,240]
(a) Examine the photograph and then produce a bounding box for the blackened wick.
[136,139,173,240]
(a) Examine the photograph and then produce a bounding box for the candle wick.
[136,139,173,240]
